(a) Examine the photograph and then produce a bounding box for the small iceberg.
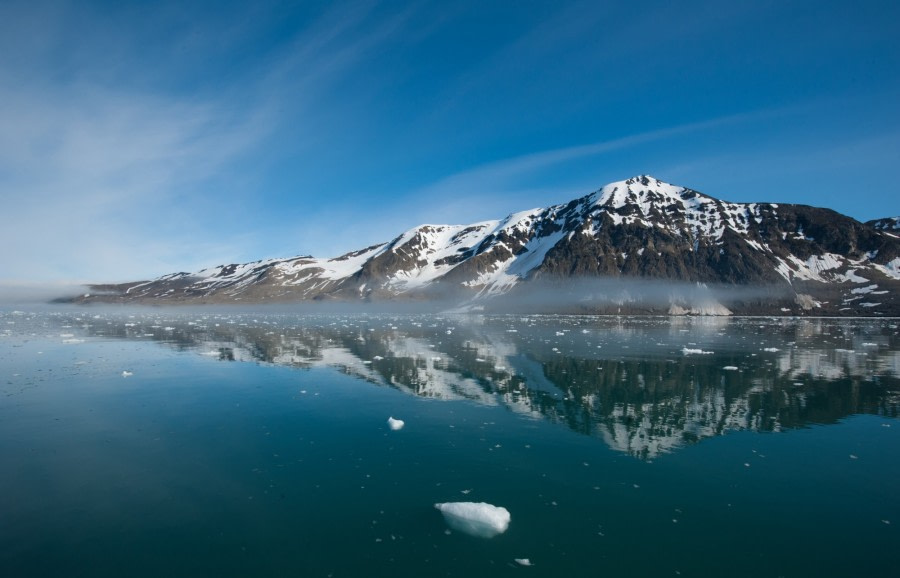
[515,558,533,566]
[387,417,405,431]
[434,501,510,538]
[682,348,713,355]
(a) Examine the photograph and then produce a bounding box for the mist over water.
[0,282,89,305]
[477,277,791,314]
[25,269,798,316]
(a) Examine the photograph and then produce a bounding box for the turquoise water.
[1,310,898,577]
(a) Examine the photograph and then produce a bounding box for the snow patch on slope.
[278,244,389,282]
[874,257,900,280]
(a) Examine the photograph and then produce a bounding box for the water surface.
[2,309,898,577]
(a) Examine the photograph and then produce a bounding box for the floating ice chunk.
[122,371,133,377]
[515,558,533,566]
[387,417,405,431]
[723,366,738,371]
[763,347,780,352]
[434,501,510,538]
[682,348,713,355]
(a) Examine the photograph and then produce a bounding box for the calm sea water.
[1,308,898,577]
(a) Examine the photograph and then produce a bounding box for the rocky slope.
[867,216,900,231]
[69,176,900,315]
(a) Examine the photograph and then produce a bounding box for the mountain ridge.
[68,175,900,315]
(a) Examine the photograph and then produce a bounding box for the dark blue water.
[2,309,898,577]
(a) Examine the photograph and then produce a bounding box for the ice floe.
[434,501,510,538]
[387,416,405,430]
[682,348,713,355]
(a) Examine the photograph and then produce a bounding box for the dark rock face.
[867,216,900,231]
[68,176,900,315]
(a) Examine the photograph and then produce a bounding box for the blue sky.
[1,0,898,285]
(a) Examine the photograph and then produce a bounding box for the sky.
[1,0,898,287]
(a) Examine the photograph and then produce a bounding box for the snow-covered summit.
[594,175,689,208]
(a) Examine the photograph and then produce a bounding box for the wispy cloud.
[0,0,416,283]
[412,108,789,203]
[0,77,267,281]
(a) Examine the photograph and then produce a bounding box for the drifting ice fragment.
[387,417,405,431]
[122,371,133,377]
[434,501,510,538]
[515,558,533,566]
[723,366,738,371]
[682,348,713,355]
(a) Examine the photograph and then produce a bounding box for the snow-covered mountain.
[73,176,900,315]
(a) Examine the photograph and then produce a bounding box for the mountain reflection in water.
[69,311,899,459]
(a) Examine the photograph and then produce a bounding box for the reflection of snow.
[49,311,900,461]
[596,382,789,459]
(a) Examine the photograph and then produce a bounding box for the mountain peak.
[593,175,691,210]
[625,174,665,186]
